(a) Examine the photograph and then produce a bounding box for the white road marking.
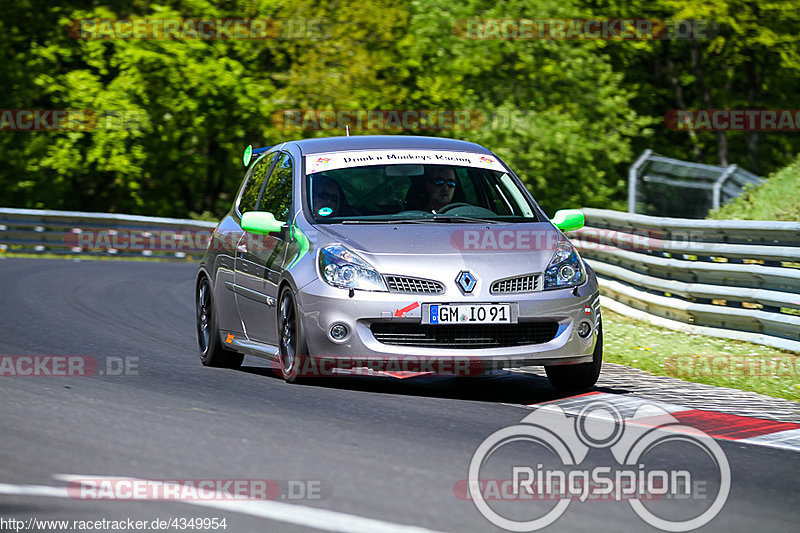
[533,392,687,418]
[738,428,800,452]
[25,474,447,533]
[0,483,67,498]
[525,393,800,453]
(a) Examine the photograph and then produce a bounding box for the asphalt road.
[0,258,797,533]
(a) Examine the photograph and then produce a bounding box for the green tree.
[393,0,653,213]
[586,0,800,175]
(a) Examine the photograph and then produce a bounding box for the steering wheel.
[435,202,473,213]
[395,210,430,216]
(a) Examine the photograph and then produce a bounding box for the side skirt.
[218,331,280,361]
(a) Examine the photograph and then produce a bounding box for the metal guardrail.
[2,206,798,351]
[0,208,216,259]
[570,208,800,352]
[628,150,763,218]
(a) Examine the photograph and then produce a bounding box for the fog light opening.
[330,323,349,341]
[577,321,592,338]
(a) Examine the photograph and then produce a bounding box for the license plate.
[425,304,514,324]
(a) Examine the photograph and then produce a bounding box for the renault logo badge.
[456,271,477,294]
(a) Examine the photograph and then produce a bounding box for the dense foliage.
[1,0,798,218]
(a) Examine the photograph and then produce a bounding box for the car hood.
[315,222,564,277]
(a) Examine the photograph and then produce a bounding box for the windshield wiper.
[341,218,429,224]
[340,216,514,225]
[429,215,510,224]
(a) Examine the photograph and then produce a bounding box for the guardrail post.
[628,149,653,214]
[712,164,738,211]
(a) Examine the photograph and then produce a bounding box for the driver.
[312,175,341,217]
[423,167,457,212]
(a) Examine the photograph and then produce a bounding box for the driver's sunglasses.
[432,179,457,188]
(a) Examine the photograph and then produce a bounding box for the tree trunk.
[665,41,702,161]
[745,52,762,174]
[690,38,728,166]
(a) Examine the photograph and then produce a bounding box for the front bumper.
[295,277,601,372]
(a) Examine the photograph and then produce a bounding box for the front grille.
[385,275,445,294]
[490,274,540,294]
[370,321,559,348]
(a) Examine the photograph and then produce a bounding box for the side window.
[260,153,294,221]
[238,152,279,214]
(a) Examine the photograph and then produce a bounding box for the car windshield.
[306,156,539,223]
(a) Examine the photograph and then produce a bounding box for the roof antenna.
[345,124,350,137]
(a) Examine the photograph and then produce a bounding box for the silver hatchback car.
[196,135,602,390]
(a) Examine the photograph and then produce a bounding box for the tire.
[197,277,244,369]
[277,286,308,383]
[545,318,603,392]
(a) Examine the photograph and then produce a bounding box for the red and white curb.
[527,391,800,453]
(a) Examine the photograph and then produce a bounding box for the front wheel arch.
[544,317,603,392]
[276,284,308,382]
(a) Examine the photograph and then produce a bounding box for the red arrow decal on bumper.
[394,302,420,317]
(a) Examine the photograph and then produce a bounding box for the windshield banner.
[305,149,507,174]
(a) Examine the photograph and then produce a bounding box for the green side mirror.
[242,145,253,167]
[241,211,285,235]
[551,209,585,232]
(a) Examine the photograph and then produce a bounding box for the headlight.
[319,244,387,291]
[543,241,585,290]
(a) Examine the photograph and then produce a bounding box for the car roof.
[288,135,494,156]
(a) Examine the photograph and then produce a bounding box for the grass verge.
[603,310,800,402]
[708,154,800,221]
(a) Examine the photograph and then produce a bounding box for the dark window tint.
[238,152,279,214]
[306,164,536,222]
[260,153,294,221]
